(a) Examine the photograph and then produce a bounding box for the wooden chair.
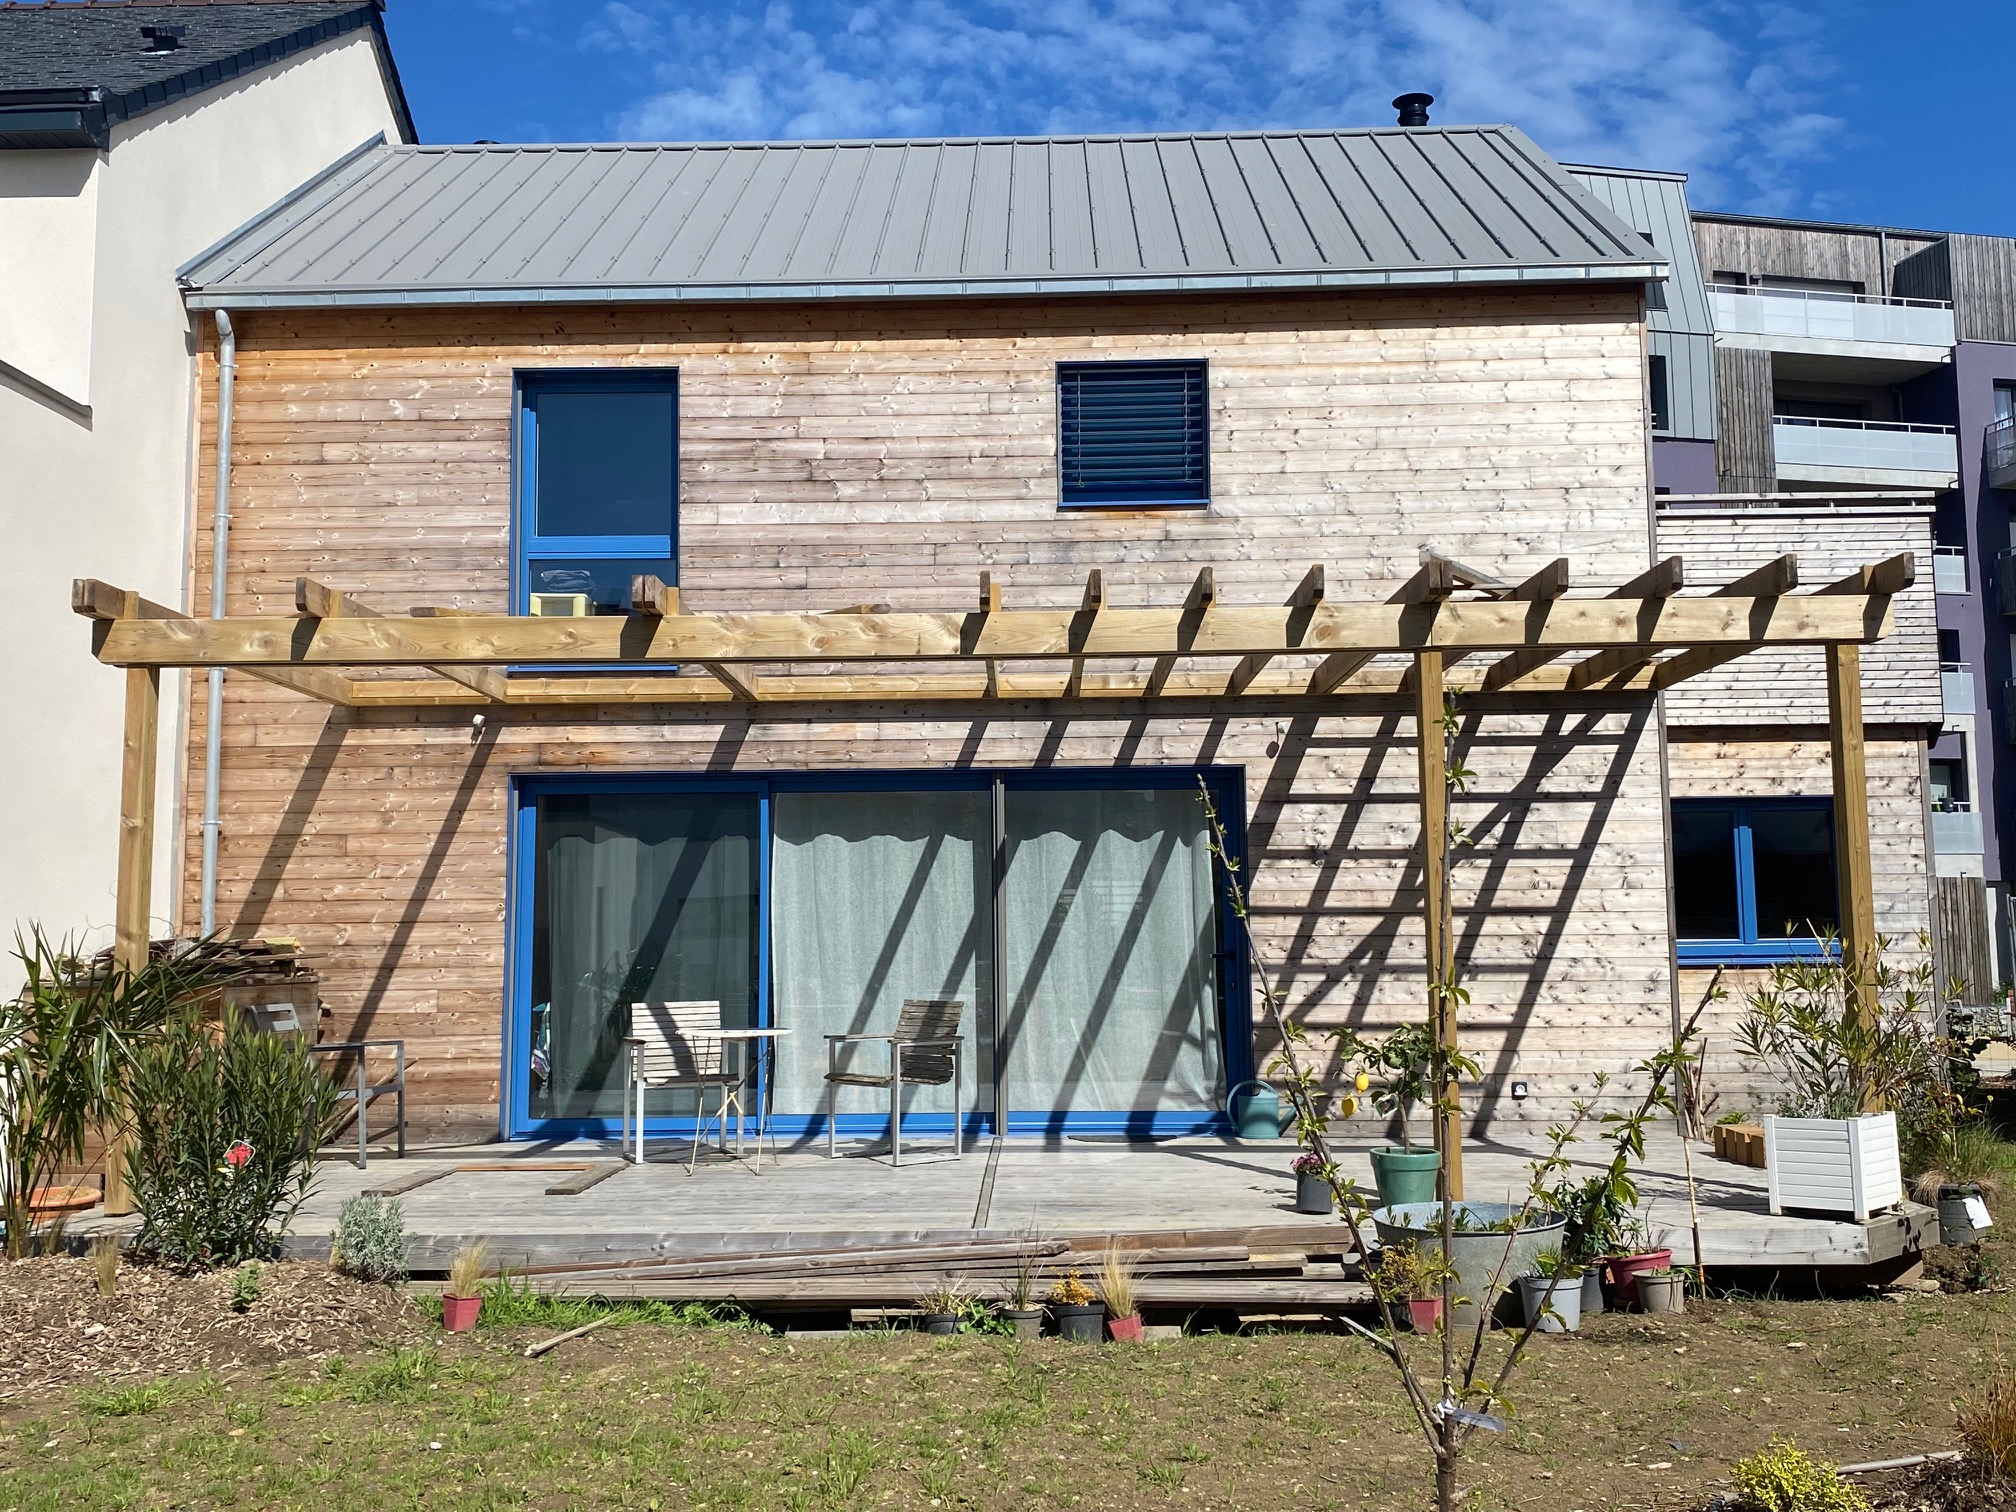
[823,998,964,1166]
[623,1000,744,1172]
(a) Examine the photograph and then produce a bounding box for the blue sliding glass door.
[507,770,1246,1139]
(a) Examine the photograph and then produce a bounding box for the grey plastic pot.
[1937,1186,1992,1246]
[920,1313,959,1336]
[1001,1306,1045,1340]
[1637,1272,1685,1314]
[1581,1268,1606,1316]
[1052,1303,1105,1343]
[1295,1170,1333,1214]
[1371,1203,1569,1331]
[1515,1273,1583,1333]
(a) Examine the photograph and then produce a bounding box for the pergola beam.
[295,577,508,703]
[72,578,357,705]
[1483,556,1682,692]
[1306,556,1458,694]
[1147,566,1219,697]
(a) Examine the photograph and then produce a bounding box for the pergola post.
[1415,649,1463,1199]
[106,614,160,1216]
[1825,643,1879,1092]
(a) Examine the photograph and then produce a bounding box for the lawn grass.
[2,1261,2010,1512]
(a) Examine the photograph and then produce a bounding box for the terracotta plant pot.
[1001,1306,1045,1340]
[1108,1313,1144,1343]
[1052,1302,1104,1343]
[1294,1170,1333,1214]
[1604,1249,1672,1309]
[1406,1296,1444,1333]
[441,1293,481,1333]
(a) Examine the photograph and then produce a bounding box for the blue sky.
[384,0,2015,234]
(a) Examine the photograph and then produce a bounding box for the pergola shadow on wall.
[75,546,1912,1201]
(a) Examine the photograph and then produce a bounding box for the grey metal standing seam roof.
[1565,164,1713,338]
[177,126,1666,310]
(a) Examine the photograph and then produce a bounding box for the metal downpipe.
[199,310,235,937]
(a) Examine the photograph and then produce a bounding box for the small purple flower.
[1291,1152,1325,1175]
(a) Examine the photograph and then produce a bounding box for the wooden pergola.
[76,547,1912,1200]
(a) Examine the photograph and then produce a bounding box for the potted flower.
[1368,1239,1457,1333]
[1912,1123,2006,1246]
[1099,1248,1143,1342]
[1364,1025,1441,1208]
[1048,1270,1102,1343]
[1291,1152,1333,1214]
[1514,1249,1582,1333]
[999,1246,1046,1339]
[441,1239,488,1333]
[1736,946,1929,1222]
[916,1282,971,1336]
[1602,1215,1672,1309]
[1635,1266,1685,1315]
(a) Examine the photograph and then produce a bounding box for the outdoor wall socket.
[1510,1080,1530,1099]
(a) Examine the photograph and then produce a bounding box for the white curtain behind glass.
[769,790,992,1117]
[1000,788,1220,1116]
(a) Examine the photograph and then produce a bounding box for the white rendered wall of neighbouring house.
[0,30,404,984]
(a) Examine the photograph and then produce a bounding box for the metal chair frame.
[823,997,965,1167]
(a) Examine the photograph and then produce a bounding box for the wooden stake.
[106,615,159,1217]
[1414,649,1462,1200]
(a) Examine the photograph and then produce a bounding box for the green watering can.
[1227,1079,1289,1140]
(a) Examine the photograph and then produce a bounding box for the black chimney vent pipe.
[1392,92,1433,127]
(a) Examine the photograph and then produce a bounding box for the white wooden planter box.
[1764,1112,1901,1221]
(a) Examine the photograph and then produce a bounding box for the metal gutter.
[199,311,235,938]
[182,259,1668,311]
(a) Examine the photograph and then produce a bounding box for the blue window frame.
[1057,359,1209,508]
[503,766,1252,1142]
[1672,798,1838,964]
[514,370,677,614]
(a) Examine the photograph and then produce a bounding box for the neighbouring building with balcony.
[1687,209,2016,1003]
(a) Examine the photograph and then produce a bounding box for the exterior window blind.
[1057,360,1209,507]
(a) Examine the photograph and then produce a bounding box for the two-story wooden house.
[75,124,1930,1149]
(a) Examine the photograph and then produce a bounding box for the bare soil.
[0,1255,423,1401]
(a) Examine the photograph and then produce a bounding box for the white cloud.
[589,0,1841,212]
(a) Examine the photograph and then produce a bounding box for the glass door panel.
[769,789,993,1120]
[1000,787,1222,1123]
[528,791,758,1123]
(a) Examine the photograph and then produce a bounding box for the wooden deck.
[231,1127,1935,1281]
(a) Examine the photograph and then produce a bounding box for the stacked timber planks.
[522,1229,1374,1312]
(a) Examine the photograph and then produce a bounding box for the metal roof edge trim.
[181,260,1669,310]
[1560,162,1689,183]
[177,130,389,285]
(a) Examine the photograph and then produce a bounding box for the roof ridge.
[373,125,1520,155]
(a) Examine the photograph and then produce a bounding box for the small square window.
[1056,360,1208,508]
[516,371,677,615]
[1672,799,1838,964]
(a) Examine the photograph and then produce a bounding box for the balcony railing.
[1934,546,1968,594]
[1772,415,1959,478]
[1943,662,1977,717]
[1988,415,2016,490]
[1708,285,1956,348]
[1931,801,1984,856]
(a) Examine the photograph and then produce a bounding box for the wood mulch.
[0,1254,423,1400]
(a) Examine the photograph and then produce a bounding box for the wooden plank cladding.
[140,284,1905,1142]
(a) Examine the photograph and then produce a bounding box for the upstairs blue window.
[1673,799,1837,964]
[516,371,677,614]
[1057,360,1209,508]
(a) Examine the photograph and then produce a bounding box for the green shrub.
[1,929,237,1258]
[333,1194,407,1284]
[1732,1437,1870,1512]
[230,1261,262,1312]
[124,1011,337,1268]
